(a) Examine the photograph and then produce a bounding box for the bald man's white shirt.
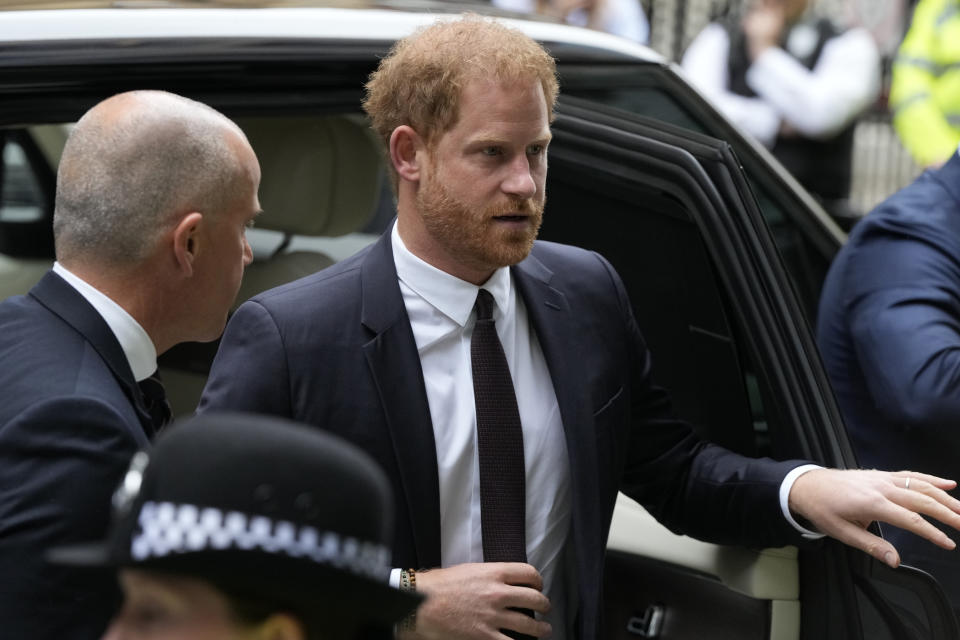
[52,262,156,382]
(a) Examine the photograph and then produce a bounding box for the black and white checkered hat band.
[131,501,391,580]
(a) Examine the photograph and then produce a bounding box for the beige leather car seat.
[232,114,385,305]
[160,113,386,416]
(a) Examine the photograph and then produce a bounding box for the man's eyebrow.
[468,133,553,146]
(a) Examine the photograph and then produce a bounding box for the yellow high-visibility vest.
[890,0,960,166]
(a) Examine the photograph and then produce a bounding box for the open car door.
[542,96,958,640]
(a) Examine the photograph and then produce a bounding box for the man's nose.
[99,619,125,640]
[502,155,537,200]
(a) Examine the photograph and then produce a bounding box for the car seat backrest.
[159,114,387,417]
[230,114,385,306]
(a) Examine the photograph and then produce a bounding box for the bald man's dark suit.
[0,272,154,639]
[200,230,806,639]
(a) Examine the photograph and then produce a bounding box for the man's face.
[413,76,551,284]
[752,0,809,21]
[102,570,255,640]
[783,0,809,20]
[193,136,260,341]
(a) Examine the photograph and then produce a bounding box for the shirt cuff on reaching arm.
[780,464,827,540]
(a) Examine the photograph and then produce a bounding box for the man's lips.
[493,214,529,222]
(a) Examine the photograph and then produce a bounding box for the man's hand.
[400,562,552,640]
[742,0,786,61]
[789,469,960,567]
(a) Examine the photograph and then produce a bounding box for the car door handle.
[626,604,664,637]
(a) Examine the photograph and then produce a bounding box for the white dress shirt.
[391,225,572,636]
[52,262,157,382]
[681,21,880,148]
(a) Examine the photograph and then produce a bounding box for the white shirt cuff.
[389,567,402,588]
[780,464,826,540]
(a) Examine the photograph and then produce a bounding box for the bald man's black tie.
[138,371,171,437]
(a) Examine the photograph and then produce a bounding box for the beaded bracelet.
[396,568,418,634]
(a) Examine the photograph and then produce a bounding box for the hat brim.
[47,541,422,630]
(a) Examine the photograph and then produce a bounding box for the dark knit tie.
[472,289,534,640]
[138,370,172,436]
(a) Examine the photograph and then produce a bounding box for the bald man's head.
[53,91,251,267]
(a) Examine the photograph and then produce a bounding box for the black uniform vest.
[725,17,856,203]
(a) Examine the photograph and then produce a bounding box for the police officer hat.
[50,412,420,632]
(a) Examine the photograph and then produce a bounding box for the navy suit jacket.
[0,272,154,639]
[818,152,960,605]
[201,231,805,638]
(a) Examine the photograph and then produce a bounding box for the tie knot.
[138,372,164,399]
[474,289,495,321]
[138,370,172,434]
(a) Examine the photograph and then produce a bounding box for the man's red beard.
[416,175,544,274]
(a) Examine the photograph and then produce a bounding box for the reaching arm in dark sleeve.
[595,252,805,547]
[0,396,140,639]
[199,298,293,417]
[849,282,960,431]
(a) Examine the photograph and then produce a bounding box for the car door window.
[0,129,55,283]
[557,62,842,323]
[1,137,45,224]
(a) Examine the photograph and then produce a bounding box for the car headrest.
[234,115,385,237]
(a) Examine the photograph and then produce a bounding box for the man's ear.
[390,125,427,184]
[171,212,203,277]
[255,613,306,640]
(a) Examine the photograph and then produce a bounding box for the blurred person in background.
[491,0,649,43]
[50,412,421,640]
[682,0,881,229]
[890,0,960,169]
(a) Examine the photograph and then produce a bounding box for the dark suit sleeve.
[844,239,960,430]
[0,396,140,638]
[199,299,292,417]
[596,253,806,547]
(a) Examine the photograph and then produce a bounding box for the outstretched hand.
[789,469,960,567]
[399,562,552,640]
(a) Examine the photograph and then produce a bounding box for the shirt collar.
[391,222,512,326]
[52,262,158,382]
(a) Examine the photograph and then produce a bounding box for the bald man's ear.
[390,125,427,185]
[171,212,203,277]
[255,613,306,640]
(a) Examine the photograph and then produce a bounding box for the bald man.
[0,91,261,638]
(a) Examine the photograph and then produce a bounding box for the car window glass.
[560,66,833,323]
[1,137,45,223]
[540,157,778,457]
[0,129,55,262]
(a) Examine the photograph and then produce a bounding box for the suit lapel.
[513,251,602,617]
[360,232,442,568]
[30,271,154,441]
